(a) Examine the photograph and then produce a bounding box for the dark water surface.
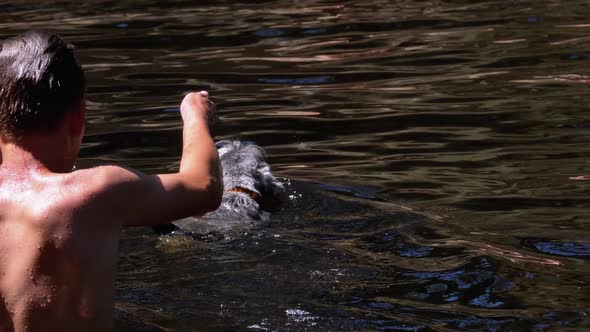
[2,0,590,331]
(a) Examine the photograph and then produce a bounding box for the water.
[1,0,589,331]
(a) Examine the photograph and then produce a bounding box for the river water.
[1,0,589,331]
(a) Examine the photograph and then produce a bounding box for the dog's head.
[215,140,284,220]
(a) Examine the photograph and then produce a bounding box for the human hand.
[180,91,218,135]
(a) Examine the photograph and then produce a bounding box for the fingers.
[196,91,216,115]
[207,99,218,136]
[181,91,211,110]
[208,99,216,113]
[179,90,219,136]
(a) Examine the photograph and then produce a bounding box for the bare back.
[0,169,121,332]
[0,89,221,332]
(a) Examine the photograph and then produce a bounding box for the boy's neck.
[0,134,77,174]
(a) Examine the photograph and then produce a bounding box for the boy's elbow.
[191,175,222,214]
[204,175,223,212]
[178,172,223,218]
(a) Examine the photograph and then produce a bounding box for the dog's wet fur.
[156,140,284,236]
[215,140,284,219]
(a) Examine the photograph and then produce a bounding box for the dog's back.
[215,140,284,220]
[167,141,284,236]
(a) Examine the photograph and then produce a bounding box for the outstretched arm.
[83,91,223,227]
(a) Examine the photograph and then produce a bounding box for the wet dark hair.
[0,30,85,139]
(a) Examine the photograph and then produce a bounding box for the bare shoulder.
[57,164,145,210]
[69,165,143,192]
[52,165,150,226]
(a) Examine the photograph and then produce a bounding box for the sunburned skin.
[0,91,222,332]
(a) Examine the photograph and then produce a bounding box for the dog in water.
[214,140,284,219]
[159,140,284,235]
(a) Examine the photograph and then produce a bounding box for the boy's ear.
[68,100,86,136]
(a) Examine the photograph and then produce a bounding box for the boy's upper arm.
[82,165,219,227]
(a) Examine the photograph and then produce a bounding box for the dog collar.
[225,187,261,201]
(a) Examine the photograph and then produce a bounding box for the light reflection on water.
[2,0,590,330]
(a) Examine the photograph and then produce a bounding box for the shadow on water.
[1,0,590,330]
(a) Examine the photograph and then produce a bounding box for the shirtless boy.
[0,31,223,331]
